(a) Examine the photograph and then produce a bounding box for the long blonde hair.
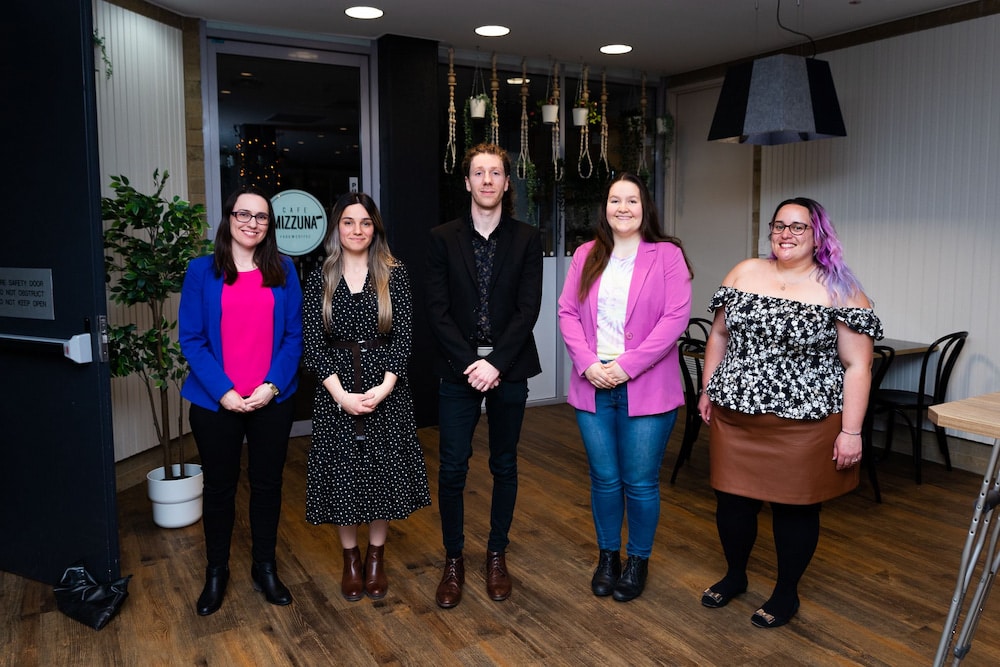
[320,192,399,333]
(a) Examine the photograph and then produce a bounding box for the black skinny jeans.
[189,398,295,566]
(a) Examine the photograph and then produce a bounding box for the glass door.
[204,37,373,279]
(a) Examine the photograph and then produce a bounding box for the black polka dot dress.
[303,264,430,526]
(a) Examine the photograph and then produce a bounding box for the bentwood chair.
[685,317,713,341]
[670,336,705,483]
[861,344,896,503]
[873,331,968,484]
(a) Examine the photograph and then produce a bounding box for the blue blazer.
[179,255,303,411]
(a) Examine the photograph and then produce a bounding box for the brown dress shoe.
[364,544,388,600]
[341,546,364,601]
[485,551,511,601]
[435,556,464,608]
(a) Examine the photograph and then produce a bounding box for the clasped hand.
[220,385,274,413]
[584,360,629,390]
[339,383,391,416]
[465,358,500,393]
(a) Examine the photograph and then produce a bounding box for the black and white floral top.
[705,286,883,420]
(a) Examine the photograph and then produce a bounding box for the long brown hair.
[213,186,287,286]
[320,192,399,333]
[577,173,692,301]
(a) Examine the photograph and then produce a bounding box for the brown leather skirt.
[708,405,859,504]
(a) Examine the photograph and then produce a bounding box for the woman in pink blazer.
[558,173,692,602]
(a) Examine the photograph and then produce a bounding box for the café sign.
[271,189,327,256]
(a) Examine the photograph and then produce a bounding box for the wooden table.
[929,393,1000,666]
[879,337,933,357]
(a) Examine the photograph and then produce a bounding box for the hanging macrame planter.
[598,70,610,176]
[469,59,488,119]
[573,67,591,128]
[550,62,564,182]
[516,58,532,180]
[577,64,593,179]
[443,48,458,174]
[489,53,500,145]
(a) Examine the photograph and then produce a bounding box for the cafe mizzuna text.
[275,215,322,230]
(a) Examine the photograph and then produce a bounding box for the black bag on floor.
[53,562,132,630]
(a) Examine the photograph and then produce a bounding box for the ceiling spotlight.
[506,77,530,85]
[475,25,510,37]
[345,6,383,20]
[600,44,632,55]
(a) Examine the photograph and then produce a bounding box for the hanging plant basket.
[572,107,589,127]
[542,103,559,124]
[469,94,488,119]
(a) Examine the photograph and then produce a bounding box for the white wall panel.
[760,15,1000,444]
[93,0,189,461]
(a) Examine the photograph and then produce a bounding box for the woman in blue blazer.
[179,187,302,616]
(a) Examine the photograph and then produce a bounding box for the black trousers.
[189,399,295,566]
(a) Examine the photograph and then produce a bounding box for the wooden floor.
[3,403,999,666]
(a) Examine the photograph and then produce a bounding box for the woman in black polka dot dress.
[303,192,430,602]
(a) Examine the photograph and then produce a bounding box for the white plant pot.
[146,463,204,528]
[541,104,559,124]
[469,97,487,118]
[572,107,589,126]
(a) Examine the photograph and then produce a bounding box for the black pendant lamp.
[708,1,846,145]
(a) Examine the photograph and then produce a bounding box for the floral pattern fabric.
[705,286,883,420]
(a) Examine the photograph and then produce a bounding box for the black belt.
[331,337,390,440]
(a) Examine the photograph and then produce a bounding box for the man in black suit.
[425,143,543,609]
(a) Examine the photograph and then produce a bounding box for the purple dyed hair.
[768,197,865,306]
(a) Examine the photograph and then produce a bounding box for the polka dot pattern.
[302,264,431,525]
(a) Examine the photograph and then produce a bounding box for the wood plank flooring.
[3,402,999,666]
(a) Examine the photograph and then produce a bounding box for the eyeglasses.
[769,222,810,236]
[231,210,270,225]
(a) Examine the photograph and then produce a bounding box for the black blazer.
[425,214,543,383]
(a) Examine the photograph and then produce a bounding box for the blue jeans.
[437,378,528,555]
[575,385,677,558]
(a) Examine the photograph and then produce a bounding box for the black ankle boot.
[612,555,648,602]
[196,564,229,616]
[251,561,292,606]
[591,550,621,597]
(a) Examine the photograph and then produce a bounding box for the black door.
[0,0,119,584]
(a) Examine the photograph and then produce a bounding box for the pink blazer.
[558,239,692,416]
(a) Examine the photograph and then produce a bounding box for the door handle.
[0,332,93,363]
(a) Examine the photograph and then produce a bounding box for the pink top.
[221,269,275,396]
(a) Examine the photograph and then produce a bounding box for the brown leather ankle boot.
[364,544,388,599]
[341,546,364,601]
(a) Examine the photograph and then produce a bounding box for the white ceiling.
[148,0,972,76]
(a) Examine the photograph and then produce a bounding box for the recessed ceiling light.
[506,77,530,85]
[600,44,633,55]
[475,25,510,37]
[345,6,383,20]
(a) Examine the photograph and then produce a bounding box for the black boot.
[591,550,621,597]
[612,555,648,602]
[196,564,229,616]
[251,560,292,606]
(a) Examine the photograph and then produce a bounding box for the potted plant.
[540,97,559,124]
[469,92,489,119]
[102,169,213,528]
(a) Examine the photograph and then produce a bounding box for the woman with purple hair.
[696,197,882,628]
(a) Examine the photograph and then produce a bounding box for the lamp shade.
[707,53,846,145]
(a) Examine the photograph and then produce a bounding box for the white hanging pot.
[572,107,589,127]
[469,97,487,119]
[147,463,204,528]
[541,104,559,124]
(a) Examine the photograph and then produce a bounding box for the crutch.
[933,439,1000,666]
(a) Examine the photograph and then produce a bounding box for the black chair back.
[921,331,968,404]
[685,317,713,341]
[671,336,706,483]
